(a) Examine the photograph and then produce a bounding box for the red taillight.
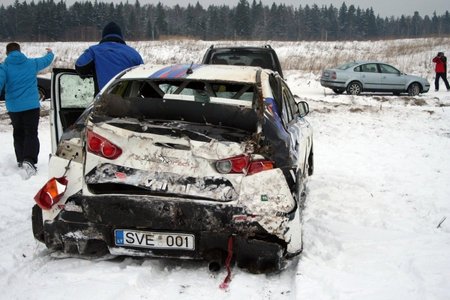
[215,155,274,175]
[34,177,68,210]
[87,130,122,160]
[247,160,274,175]
[88,134,102,152]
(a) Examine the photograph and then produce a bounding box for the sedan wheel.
[407,83,420,96]
[347,82,362,95]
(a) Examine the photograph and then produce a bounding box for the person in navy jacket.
[75,21,144,95]
[432,52,450,91]
[0,43,54,178]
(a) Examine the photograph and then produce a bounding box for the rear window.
[336,62,359,70]
[95,79,259,132]
[108,79,256,103]
[210,50,274,70]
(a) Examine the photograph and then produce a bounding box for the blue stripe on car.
[264,97,284,130]
[150,64,203,79]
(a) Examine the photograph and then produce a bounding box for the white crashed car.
[32,63,314,273]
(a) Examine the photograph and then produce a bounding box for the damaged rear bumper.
[35,194,294,272]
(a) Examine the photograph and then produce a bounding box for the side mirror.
[297,101,309,118]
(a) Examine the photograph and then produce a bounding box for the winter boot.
[22,161,37,179]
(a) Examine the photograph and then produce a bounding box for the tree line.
[0,0,449,42]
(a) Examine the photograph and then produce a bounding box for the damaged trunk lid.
[84,90,261,202]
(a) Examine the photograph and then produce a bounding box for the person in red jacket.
[432,52,450,91]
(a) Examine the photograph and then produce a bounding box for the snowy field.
[0,39,450,299]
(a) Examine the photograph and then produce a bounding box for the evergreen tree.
[154,2,167,38]
[338,2,348,39]
[250,0,264,39]
[411,11,422,36]
[0,0,447,42]
[234,0,251,38]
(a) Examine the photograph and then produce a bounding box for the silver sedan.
[320,61,430,96]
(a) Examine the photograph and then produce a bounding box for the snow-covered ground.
[0,39,450,299]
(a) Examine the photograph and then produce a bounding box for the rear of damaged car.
[33,64,312,273]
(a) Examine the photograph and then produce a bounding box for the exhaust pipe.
[209,260,221,272]
[205,249,224,272]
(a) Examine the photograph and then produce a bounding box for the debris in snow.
[437,217,447,228]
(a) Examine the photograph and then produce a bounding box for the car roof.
[208,46,274,51]
[352,61,391,65]
[120,63,272,83]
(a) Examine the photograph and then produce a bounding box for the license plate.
[115,229,195,250]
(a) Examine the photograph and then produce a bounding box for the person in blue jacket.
[75,21,144,95]
[0,42,54,178]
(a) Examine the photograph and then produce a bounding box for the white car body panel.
[35,63,313,271]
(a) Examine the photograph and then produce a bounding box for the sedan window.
[336,62,359,70]
[358,63,378,73]
[379,64,400,74]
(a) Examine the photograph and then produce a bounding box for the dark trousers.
[8,108,40,165]
[435,72,450,90]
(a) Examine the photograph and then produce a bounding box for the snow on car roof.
[121,63,264,83]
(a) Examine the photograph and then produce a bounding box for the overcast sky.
[0,0,448,17]
[153,0,448,17]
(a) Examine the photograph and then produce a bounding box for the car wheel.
[295,169,306,205]
[308,150,314,176]
[346,81,362,95]
[407,83,420,96]
[332,89,344,94]
[38,87,46,101]
[32,204,45,243]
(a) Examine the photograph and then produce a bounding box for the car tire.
[38,87,46,101]
[32,204,45,243]
[346,81,362,95]
[295,169,306,204]
[332,89,344,94]
[407,83,421,96]
[308,150,314,176]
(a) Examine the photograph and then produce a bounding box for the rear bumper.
[37,194,295,272]
[320,79,346,89]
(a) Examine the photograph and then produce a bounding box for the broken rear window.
[94,79,259,131]
[107,79,256,104]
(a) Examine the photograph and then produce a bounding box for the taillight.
[34,177,68,210]
[331,71,337,79]
[215,155,274,175]
[247,160,274,175]
[216,155,249,173]
[87,130,122,159]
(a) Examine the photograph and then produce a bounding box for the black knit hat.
[102,22,123,38]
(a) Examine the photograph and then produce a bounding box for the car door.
[354,63,381,90]
[279,79,312,172]
[50,68,94,153]
[378,63,407,91]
